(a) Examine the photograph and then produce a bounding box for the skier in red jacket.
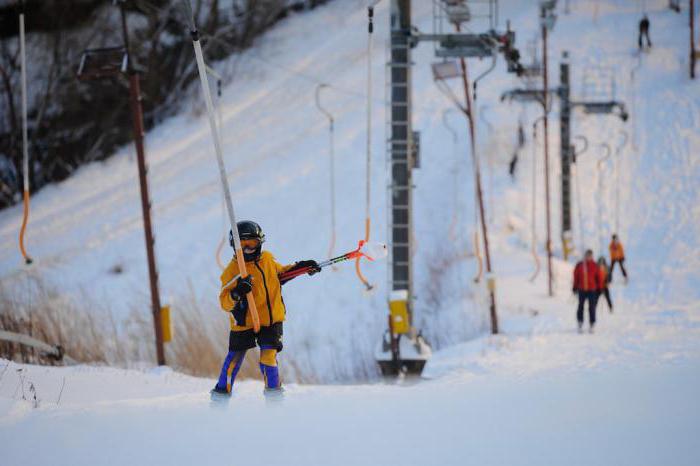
[573,249,603,333]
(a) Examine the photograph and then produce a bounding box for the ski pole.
[279,241,387,283]
[184,0,260,332]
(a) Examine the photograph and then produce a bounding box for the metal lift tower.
[377,0,520,375]
[377,0,432,377]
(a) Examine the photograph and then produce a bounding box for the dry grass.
[0,277,112,365]
[0,277,313,384]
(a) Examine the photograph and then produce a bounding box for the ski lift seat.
[582,102,616,114]
[446,4,471,24]
[436,33,496,58]
[432,61,462,80]
[77,47,128,80]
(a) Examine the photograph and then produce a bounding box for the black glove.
[296,260,322,276]
[230,275,253,301]
[231,299,248,326]
[572,287,578,295]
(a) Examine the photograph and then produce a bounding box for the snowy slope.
[0,0,699,384]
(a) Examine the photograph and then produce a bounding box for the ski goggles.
[240,239,260,250]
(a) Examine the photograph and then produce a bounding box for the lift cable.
[202,66,230,271]
[614,131,628,235]
[479,104,495,225]
[443,108,461,243]
[529,117,545,282]
[596,142,612,254]
[18,3,33,265]
[315,83,337,264]
[572,135,589,255]
[355,6,374,291]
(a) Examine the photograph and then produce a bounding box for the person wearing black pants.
[577,291,599,332]
[573,250,603,333]
[638,15,652,49]
[610,258,628,281]
[597,256,613,312]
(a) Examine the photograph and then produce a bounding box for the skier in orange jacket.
[608,234,628,283]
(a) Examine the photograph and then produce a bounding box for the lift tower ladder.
[387,0,414,302]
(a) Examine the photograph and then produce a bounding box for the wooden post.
[128,73,165,366]
[120,3,165,365]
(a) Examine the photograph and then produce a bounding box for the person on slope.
[597,256,613,313]
[638,15,652,50]
[608,234,628,284]
[211,220,321,398]
[573,249,603,334]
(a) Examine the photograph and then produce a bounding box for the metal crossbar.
[0,330,77,365]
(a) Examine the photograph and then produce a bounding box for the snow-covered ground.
[1,0,700,463]
[1,355,699,466]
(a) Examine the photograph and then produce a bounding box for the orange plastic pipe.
[215,235,226,270]
[19,190,32,264]
[355,218,373,290]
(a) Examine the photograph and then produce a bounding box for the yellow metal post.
[389,291,410,334]
[161,305,172,343]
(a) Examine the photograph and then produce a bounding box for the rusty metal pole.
[455,27,498,334]
[120,3,165,365]
[542,18,554,297]
[692,0,696,79]
[128,73,165,366]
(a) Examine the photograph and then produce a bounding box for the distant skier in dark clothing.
[573,249,603,333]
[597,256,613,313]
[638,15,652,50]
[508,122,525,179]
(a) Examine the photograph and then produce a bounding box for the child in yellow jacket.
[211,220,320,397]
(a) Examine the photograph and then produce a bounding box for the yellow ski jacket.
[219,251,295,331]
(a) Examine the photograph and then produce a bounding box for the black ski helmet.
[230,220,265,261]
